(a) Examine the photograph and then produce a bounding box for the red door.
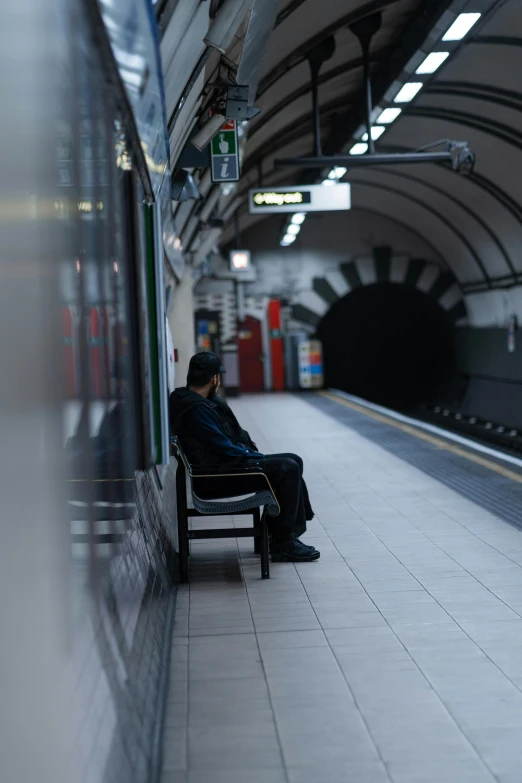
[238,316,264,393]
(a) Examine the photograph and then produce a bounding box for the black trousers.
[248,453,314,542]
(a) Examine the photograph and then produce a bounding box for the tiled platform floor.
[162,393,522,783]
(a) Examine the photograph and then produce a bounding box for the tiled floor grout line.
[364,478,522,703]
[183,582,191,778]
[325,487,522,766]
[311,402,522,704]
[293,516,497,783]
[291,574,394,780]
[325,455,522,781]
[235,539,292,783]
[165,395,522,782]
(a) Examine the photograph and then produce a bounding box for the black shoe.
[270,538,321,562]
[268,534,316,552]
[294,540,317,553]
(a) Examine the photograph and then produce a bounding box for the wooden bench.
[172,436,280,582]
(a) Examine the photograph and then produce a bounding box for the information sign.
[211,120,240,183]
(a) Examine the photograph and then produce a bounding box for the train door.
[238,315,264,393]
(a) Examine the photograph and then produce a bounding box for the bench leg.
[253,507,261,554]
[178,511,189,583]
[260,512,270,579]
[176,464,190,583]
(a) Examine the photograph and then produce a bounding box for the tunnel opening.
[316,282,458,409]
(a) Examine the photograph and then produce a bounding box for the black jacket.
[169,388,263,466]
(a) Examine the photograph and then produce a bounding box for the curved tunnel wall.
[290,250,467,331]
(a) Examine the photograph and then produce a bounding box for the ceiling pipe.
[349,12,382,154]
[306,37,336,158]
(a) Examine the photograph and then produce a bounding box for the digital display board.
[248,183,350,214]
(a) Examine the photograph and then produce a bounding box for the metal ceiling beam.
[472,35,522,47]
[358,166,514,275]
[242,95,356,174]
[426,81,522,110]
[317,0,455,160]
[257,0,398,98]
[275,152,454,166]
[318,0,508,164]
[247,48,391,143]
[406,106,522,149]
[349,177,490,282]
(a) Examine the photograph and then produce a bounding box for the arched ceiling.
[161,0,521,293]
[217,0,522,291]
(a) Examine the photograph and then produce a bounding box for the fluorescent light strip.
[286,224,300,236]
[362,126,386,141]
[282,233,295,244]
[350,143,368,155]
[442,12,481,41]
[290,213,306,225]
[321,178,335,186]
[416,51,450,74]
[328,166,347,180]
[376,108,402,124]
[394,82,423,103]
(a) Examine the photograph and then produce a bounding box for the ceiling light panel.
[328,166,347,179]
[362,126,386,141]
[376,108,402,124]
[416,51,450,74]
[442,13,481,41]
[291,213,306,224]
[350,143,368,155]
[394,82,423,103]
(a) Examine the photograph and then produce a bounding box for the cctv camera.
[449,142,475,175]
[204,0,251,54]
[191,113,226,151]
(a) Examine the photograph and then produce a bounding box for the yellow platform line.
[319,390,522,486]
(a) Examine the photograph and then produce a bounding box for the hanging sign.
[249,183,350,214]
[211,120,240,183]
[298,340,323,389]
[230,249,251,272]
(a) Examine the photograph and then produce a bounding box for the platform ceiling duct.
[236,0,281,105]
[204,0,253,55]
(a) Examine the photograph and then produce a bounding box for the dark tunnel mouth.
[316,282,458,409]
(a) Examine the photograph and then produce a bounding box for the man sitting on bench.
[170,352,320,562]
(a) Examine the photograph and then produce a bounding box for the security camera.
[449,141,475,175]
[204,0,251,54]
[191,113,226,151]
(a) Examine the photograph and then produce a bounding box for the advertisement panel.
[298,340,324,389]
